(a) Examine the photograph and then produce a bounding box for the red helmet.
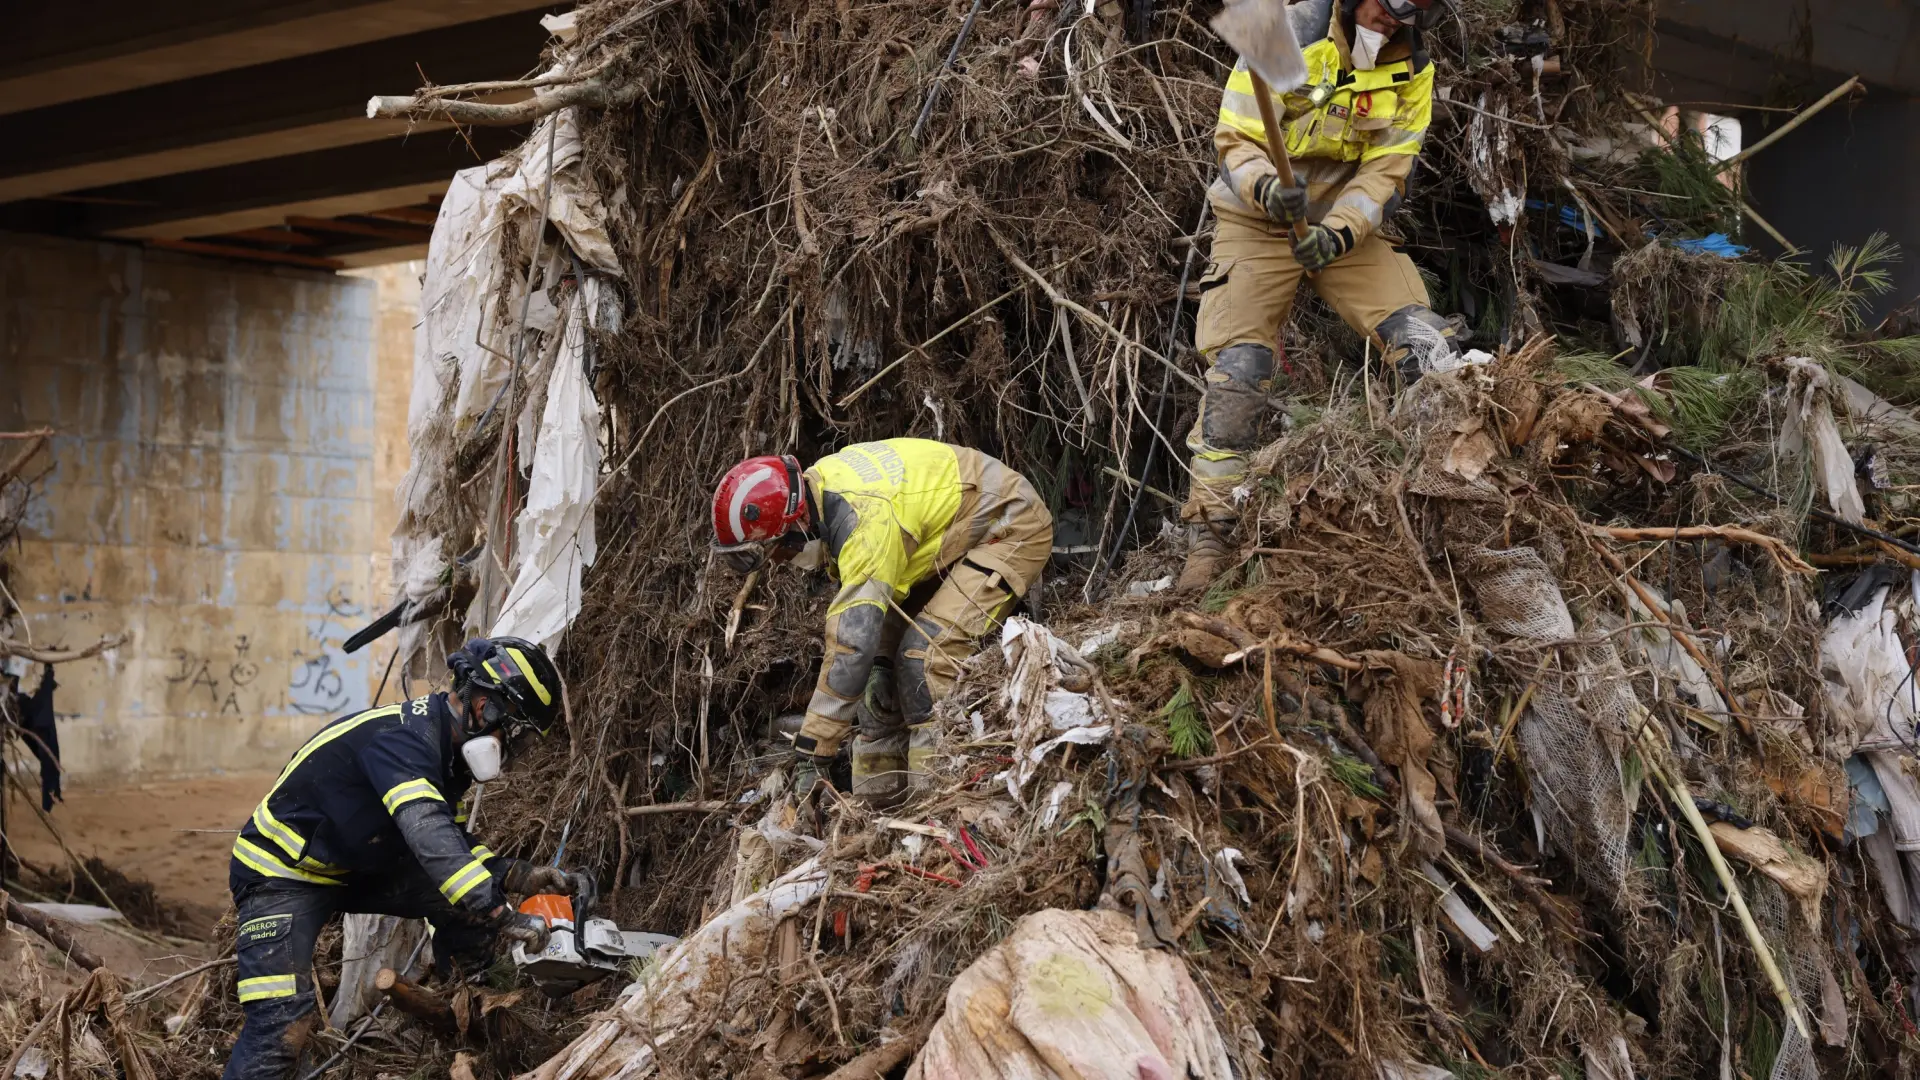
[712,455,807,570]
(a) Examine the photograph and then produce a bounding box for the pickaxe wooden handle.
[1247,71,1313,247]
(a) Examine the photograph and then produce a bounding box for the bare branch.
[1,632,129,664]
[367,78,638,127]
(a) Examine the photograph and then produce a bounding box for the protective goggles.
[1379,0,1437,25]
[715,532,807,575]
[715,541,768,574]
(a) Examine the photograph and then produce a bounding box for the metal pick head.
[1210,0,1310,94]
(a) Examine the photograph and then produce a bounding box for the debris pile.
[14,0,1920,1077]
[361,0,1920,1074]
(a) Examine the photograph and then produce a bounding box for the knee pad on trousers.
[1195,342,1277,455]
[1374,305,1458,385]
[855,658,903,740]
[895,615,944,726]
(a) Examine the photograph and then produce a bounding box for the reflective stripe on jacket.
[1209,18,1434,250]
[229,693,506,914]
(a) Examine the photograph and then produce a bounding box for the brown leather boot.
[1175,522,1233,595]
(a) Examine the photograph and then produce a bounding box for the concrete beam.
[0,15,544,202]
[0,0,564,116]
[1659,0,1920,96]
[0,128,522,239]
[1648,19,1797,109]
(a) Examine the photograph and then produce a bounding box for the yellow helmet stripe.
[500,646,553,706]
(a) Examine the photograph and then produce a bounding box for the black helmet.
[448,637,562,735]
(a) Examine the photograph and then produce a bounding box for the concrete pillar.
[0,234,411,782]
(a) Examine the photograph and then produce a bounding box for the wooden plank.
[145,237,344,270]
[361,205,440,226]
[285,214,431,243]
[210,227,326,247]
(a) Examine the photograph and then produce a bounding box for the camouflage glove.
[1292,224,1353,272]
[1253,175,1309,226]
[792,751,833,796]
[502,861,596,911]
[491,906,550,953]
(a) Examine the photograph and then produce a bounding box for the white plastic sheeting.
[1780,357,1865,525]
[996,617,1107,801]
[492,281,605,651]
[390,104,620,658]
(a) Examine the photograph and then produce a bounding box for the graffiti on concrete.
[166,635,264,716]
[165,650,224,711]
[287,585,362,716]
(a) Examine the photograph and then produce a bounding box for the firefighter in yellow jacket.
[1180,0,1458,591]
[711,440,1052,803]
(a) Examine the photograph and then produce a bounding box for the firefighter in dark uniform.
[222,636,591,1080]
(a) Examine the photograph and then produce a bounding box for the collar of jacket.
[1330,12,1427,74]
[428,691,459,766]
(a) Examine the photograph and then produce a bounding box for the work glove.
[491,906,551,954]
[1292,223,1353,272]
[1253,175,1309,226]
[501,861,597,912]
[792,752,834,796]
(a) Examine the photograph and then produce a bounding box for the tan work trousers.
[799,486,1054,761]
[1182,208,1430,521]
[847,535,1051,803]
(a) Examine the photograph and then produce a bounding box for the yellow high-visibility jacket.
[1209,14,1434,251]
[799,439,1043,734]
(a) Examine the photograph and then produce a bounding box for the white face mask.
[790,538,827,572]
[1352,24,1388,70]
[462,734,503,782]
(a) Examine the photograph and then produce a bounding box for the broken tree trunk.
[5,894,106,971]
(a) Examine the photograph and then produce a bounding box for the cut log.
[375,967,460,1036]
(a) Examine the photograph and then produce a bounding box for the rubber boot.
[1175,521,1233,595]
[906,722,938,795]
[850,732,909,808]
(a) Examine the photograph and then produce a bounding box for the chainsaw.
[509,891,677,996]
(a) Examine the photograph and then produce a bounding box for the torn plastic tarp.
[394,106,620,542]
[491,281,604,652]
[1780,357,1865,525]
[997,617,1107,801]
[906,908,1234,1080]
[528,857,826,1080]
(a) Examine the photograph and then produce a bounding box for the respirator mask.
[1351,24,1389,69]
[460,694,529,783]
[789,538,827,571]
[463,733,504,782]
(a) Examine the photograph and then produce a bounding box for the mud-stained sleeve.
[1214,60,1281,209]
[803,578,894,731]
[805,501,907,730]
[392,801,506,915]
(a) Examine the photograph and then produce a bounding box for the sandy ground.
[8,771,274,920]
